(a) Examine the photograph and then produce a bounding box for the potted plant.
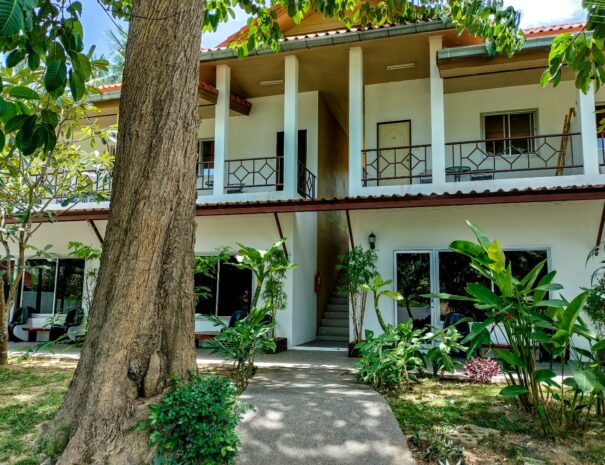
[336,246,377,356]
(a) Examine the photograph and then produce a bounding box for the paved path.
[236,367,416,465]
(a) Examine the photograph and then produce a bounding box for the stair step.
[315,335,349,342]
[324,310,348,319]
[318,326,349,337]
[321,318,348,327]
[328,297,348,305]
[327,303,348,312]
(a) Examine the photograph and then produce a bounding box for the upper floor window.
[483,110,537,156]
[197,140,215,189]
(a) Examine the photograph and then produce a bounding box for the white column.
[213,64,230,196]
[429,35,446,187]
[284,55,299,197]
[578,84,600,177]
[349,46,364,195]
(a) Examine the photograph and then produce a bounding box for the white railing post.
[349,46,364,195]
[578,84,600,177]
[213,64,230,196]
[429,36,446,188]
[284,55,299,197]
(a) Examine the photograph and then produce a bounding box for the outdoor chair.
[49,307,84,342]
[228,309,249,327]
[8,306,31,342]
[443,312,470,340]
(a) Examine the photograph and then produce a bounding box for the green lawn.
[0,359,74,465]
[387,379,605,465]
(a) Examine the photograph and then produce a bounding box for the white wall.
[291,211,318,346]
[445,81,579,142]
[198,91,319,180]
[350,200,602,345]
[365,79,432,149]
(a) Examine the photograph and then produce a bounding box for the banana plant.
[433,221,605,437]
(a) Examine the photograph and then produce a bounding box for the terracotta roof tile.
[206,19,586,52]
[524,22,585,38]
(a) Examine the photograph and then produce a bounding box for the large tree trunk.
[51,1,204,463]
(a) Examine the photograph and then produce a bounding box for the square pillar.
[213,64,230,196]
[578,84,600,177]
[349,46,364,195]
[284,55,299,197]
[429,36,446,187]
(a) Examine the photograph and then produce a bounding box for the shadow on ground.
[237,367,416,465]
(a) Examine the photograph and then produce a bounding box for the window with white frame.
[194,256,252,317]
[483,110,537,156]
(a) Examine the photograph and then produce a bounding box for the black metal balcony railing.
[298,161,316,199]
[39,169,113,202]
[225,156,284,192]
[362,144,432,186]
[599,137,605,172]
[445,133,582,181]
[196,161,214,193]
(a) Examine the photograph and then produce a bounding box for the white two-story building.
[12,14,605,350]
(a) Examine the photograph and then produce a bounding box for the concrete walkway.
[236,367,416,465]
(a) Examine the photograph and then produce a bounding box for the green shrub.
[355,321,464,390]
[205,307,276,392]
[142,372,246,465]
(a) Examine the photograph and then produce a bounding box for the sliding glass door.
[19,258,85,316]
[395,249,549,328]
[395,251,434,329]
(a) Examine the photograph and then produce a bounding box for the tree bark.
[51,1,203,463]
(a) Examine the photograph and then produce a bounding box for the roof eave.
[199,20,453,62]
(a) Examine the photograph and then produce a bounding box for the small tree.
[361,274,402,332]
[336,246,377,344]
[0,65,113,365]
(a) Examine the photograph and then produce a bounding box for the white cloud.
[505,0,586,28]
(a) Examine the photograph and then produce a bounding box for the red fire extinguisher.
[314,273,321,293]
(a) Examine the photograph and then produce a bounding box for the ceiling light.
[386,63,416,71]
[259,79,284,87]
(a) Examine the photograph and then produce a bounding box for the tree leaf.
[44,60,67,92]
[68,68,85,101]
[5,48,24,67]
[9,86,39,100]
[0,0,23,37]
[500,384,529,397]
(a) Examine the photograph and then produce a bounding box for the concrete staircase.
[316,284,349,342]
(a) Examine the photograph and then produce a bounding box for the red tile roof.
[524,22,585,38]
[208,19,587,51]
[97,81,251,110]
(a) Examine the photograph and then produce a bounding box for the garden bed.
[387,378,605,465]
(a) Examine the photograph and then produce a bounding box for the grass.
[0,358,75,464]
[386,379,605,465]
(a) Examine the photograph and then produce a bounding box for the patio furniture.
[194,331,218,348]
[228,309,249,327]
[443,312,470,339]
[226,183,245,194]
[49,307,84,342]
[26,327,50,342]
[445,165,471,182]
[470,172,494,181]
[419,170,432,184]
[8,306,31,342]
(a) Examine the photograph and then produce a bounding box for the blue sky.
[82,0,587,58]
